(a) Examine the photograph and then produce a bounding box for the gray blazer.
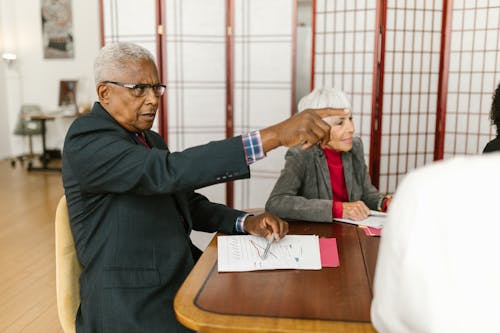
[265,137,383,222]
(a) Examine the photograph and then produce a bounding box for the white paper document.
[333,210,386,228]
[217,235,322,272]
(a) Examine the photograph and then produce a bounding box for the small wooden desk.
[174,222,379,333]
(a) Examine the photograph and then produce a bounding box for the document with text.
[217,235,322,272]
[334,210,386,228]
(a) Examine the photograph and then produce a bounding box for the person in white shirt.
[371,154,500,333]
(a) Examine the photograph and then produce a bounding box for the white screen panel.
[233,0,293,209]
[164,0,227,202]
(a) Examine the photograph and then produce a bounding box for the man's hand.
[243,212,289,240]
[342,201,370,221]
[260,108,349,153]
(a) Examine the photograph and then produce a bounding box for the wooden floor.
[0,159,64,333]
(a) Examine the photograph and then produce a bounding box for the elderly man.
[62,42,346,333]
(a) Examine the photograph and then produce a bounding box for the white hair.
[94,42,156,84]
[297,87,352,112]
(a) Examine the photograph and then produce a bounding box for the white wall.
[0,1,16,159]
[0,0,100,159]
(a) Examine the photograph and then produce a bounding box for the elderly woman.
[265,87,391,222]
[483,82,500,153]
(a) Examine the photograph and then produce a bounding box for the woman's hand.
[342,201,370,221]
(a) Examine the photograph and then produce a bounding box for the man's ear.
[97,83,110,105]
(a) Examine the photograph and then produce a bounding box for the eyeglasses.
[103,81,167,97]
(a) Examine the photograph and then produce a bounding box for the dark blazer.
[265,138,383,222]
[62,102,250,333]
[483,136,500,153]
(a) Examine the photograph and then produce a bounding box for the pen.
[262,232,275,260]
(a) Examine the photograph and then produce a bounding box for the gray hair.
[298,87,351,112]
[94,42,156,84]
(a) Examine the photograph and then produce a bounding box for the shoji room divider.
[312,0,378,172]
[442,1,499,159]
[100,0,499,204]
[232,0,294,209]
[162,0,294,208]
[313,0,499,193]
[100,0,294,209]
[373,0,443,192]
[163,0,229,204]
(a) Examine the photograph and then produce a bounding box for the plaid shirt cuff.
[242,131,265,165]
[235,213,253,234]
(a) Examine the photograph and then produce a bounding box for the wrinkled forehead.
[322,109,352,124]
[108,59,157,80]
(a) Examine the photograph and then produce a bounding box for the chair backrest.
[55,196,82,333]
[14,104,43,136]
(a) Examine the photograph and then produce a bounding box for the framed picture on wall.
[41,0,74,59]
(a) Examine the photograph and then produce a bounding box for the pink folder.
[363,226,382,237]
[319,238,340,267]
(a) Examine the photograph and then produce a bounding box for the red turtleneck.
[322,148,348,218]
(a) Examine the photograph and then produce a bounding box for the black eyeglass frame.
[103,81,167,97]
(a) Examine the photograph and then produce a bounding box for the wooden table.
[174,221,379,333]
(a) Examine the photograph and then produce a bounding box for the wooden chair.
[55,196,82,333]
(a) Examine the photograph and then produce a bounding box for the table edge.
[174,233,377,333]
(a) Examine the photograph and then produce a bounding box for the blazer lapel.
[130,133,145,147]
[143,131,168,150]
[316,147,333,200]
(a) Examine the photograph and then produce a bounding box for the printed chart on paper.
[217,235,321,272]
